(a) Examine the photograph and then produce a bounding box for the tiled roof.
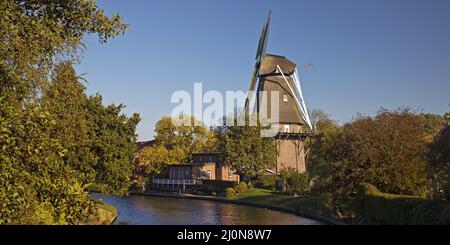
[136,140,156,151]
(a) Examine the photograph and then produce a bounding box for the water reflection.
[92,194,321,225]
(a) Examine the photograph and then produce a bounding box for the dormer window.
[284,125,290,133]
[283,94,288,102]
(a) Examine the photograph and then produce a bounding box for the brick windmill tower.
[245,11,313,174]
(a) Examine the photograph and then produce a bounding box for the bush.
[254,175,277,190]
[359,183,450,224]
[201,180,237,190]
[226,188,236,199]
[190,180,237,197]
[281,171,310,195]
[237,182,248,193]
[129,181,146,193]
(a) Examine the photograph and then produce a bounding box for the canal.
[92,194,321,225]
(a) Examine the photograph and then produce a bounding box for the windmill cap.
[259,54,297,76]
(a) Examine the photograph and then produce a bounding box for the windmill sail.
[293,69,312,129]
[245,11,271,112]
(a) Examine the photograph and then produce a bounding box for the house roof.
[136,140,156,151]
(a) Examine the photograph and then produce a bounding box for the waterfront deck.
[153,178,203,186]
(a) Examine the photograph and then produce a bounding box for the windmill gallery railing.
[152,178,203,186]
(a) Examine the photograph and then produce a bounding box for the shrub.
[254,175,277,190]
[202,180,237,190]
[237,182,248,193]
[281,171,310,195]
[359,183,450,224]
[226,188,236,199]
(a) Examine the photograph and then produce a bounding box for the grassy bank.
[358,183,450,224]
[228,187,450,225]
[230,188,339,224]
[92,203,117,225]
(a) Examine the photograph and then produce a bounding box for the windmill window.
[283,94,288,102]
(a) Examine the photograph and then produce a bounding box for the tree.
[0,0,129,224]
[428,118,450,200]
[86,95,140,195]
[217,115,277,179]
[332,108,430,196]
[308,110,342,191]
[155,116,213,155]
[0,100,96,224]
[139,145,186,175]
[419,113,446,142]
[310,109,336,132]
[138,116,214,175]
[0,0,127,102]
[41,62,97,184]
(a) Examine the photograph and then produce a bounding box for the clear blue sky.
[75,0,450,141]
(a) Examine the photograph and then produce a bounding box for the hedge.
[360,183,450,224]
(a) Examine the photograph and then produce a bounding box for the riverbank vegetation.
[137,116,216,178]
[135,114,277,187]
[93,203,117,225]
[2,0,448,226]
[304,108,450,223]
[136,108,449,224]
[0,0,138,224]
[236,108,450,224]
[230,188,336,222]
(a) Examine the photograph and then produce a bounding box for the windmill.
[245,11,313,174]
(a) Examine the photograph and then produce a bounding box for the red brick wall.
[275,138,306,173]
[192,164,216,180]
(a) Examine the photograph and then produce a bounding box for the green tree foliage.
[308,109,342,191]
[217,115,277,178]
[41,63,97,184]
[0,0,136,224]
[281,170,310,195]
[0,100,96,224]
[155,116,215,154]
[84,95,140,195]
[139,145,186,175]
[138,116,215,175]
[0,0,127,102]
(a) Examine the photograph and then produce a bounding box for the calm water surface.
[92,194,321,225]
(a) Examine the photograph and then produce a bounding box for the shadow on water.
[92,193,321,225]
